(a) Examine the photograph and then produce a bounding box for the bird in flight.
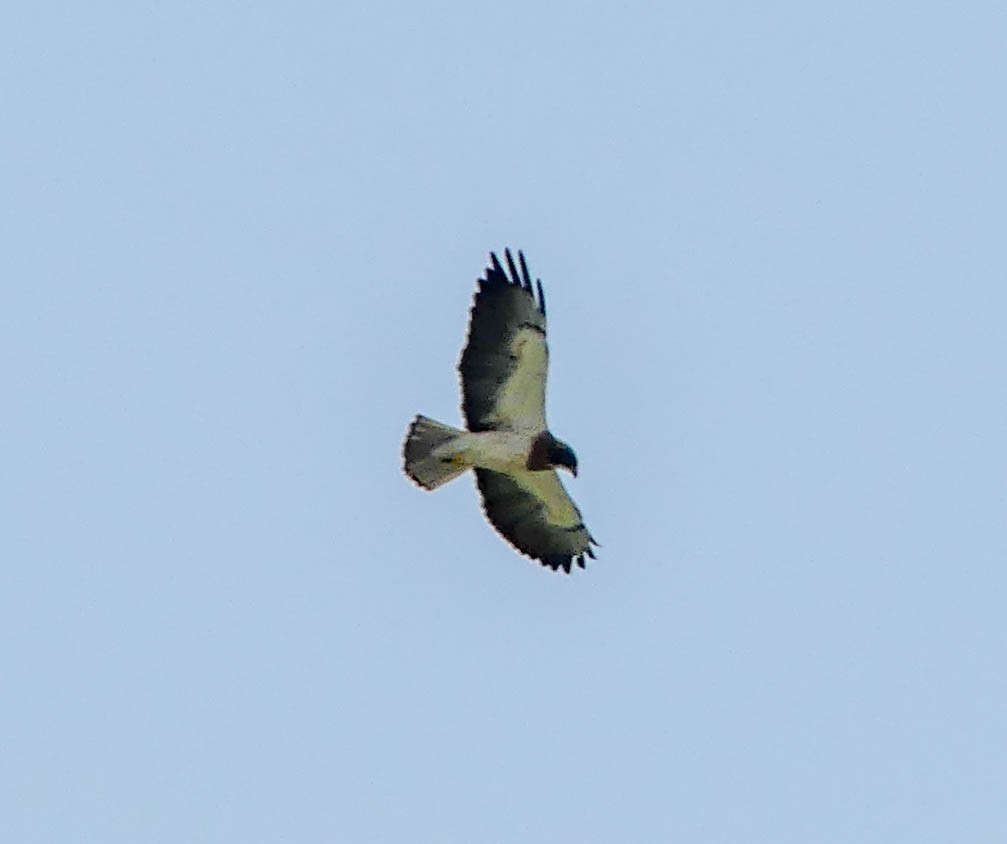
[403,249,598,573]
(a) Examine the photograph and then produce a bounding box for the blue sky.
[3,2,1006,841]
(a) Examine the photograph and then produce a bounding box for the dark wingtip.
[539,552,579,574]
[484,250,545,315]
[504,248,529,293]
[517,250,534,294]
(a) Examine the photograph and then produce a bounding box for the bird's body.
[403,250,597,573]
[460,431,539,474]
[403,420,534,486]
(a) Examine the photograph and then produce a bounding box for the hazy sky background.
[3,2,1006,841]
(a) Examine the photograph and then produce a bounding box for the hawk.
[403,249,598,573]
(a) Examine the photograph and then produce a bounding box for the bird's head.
[548,439,579,477]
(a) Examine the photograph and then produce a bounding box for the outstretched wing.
[475,468,598,573]
[459,250,548,433]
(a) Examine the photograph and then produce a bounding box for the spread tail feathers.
[403,415,469,490]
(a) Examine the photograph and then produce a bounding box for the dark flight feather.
[475,469,598,574]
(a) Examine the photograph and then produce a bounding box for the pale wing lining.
[490,327,548,432]
[509,469,582,528]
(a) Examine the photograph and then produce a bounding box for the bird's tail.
[403,415,469,490]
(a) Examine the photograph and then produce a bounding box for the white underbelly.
[458,430,535,473]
